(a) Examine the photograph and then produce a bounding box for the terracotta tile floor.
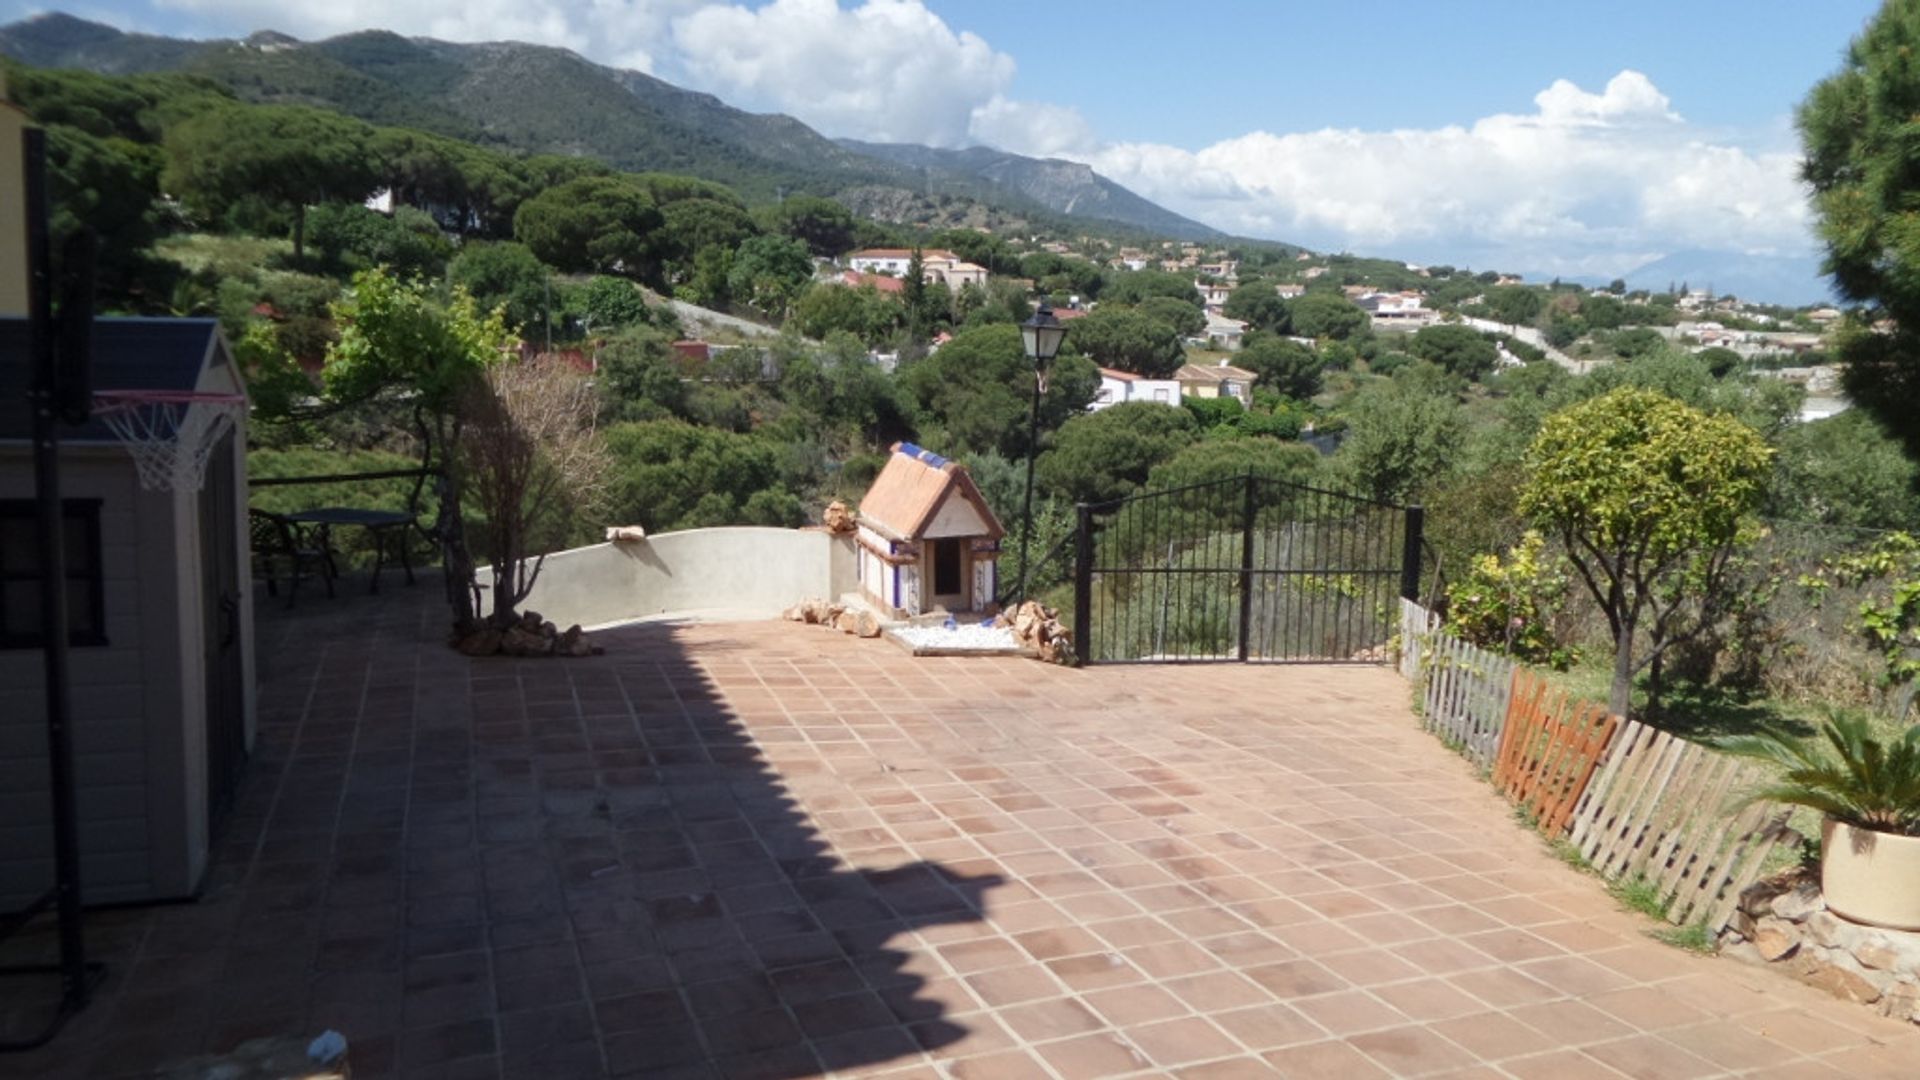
[3,586,1918,1077]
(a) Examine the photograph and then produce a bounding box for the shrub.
[1444,531,1577,669]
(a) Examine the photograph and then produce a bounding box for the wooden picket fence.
[1494,671,1619,835]
[1397,603,1798,933]
[1567,720,1799,929]
[1400,599,1514,768]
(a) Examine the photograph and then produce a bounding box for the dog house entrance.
[932,539,965,607]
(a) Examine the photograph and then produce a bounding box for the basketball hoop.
[90,389,247,492]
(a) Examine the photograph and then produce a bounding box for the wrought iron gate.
[1071,474,1422,664]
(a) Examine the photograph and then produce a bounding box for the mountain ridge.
[0,12,1225,241]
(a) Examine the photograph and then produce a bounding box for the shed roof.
[0,317,228,441]
[857,442,1005,542]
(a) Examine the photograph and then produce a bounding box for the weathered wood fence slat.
[1493,671,1619,835]
[1401,600,1513,768]
[1399,605,1800,933]
[1566,718,1799,928]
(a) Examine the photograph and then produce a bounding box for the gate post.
[1073,503,1093,666]
[1238,471,1256,661]
[1400,504,1425,602]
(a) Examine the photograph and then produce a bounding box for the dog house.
[0,317,254,908]
[855,442,1004,617]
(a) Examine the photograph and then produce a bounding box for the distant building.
[1175,360,1258,407]
[1358,291,1435,327]
[1092,367,1180,411]
[845,248,989,289]
[1275,284,1307,299]
[1195,280,1233,311]
[1201,311,1248,350]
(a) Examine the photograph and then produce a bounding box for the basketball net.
[90,390,247,493]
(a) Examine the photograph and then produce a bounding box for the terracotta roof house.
[837,270,906,294]
[855,443,1005,617]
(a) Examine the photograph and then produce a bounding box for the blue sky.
[2,0,1886,280]
[928,2,1877,149]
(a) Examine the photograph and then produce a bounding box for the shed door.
[199,432,246,833]
[931,539,967,610]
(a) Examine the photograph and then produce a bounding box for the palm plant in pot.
[1720,712,1920,931]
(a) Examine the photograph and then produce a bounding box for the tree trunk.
[437,473,477,628]
[1609,628,1635,719]
[292,204,306,262]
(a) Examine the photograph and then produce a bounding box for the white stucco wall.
[489,527,860,629]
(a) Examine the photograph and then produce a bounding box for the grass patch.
[1652,922,1719,954]
[1549,839,1594,873]
[1607,875,1669,920]
[155,232,292,277]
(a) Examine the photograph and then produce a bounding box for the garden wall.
[481,526,859,629]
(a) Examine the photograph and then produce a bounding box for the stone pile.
[1721,874,1920,1025]
[998,600,1075,665]
[821,500,857,535]
[783,597,882,638]
[452,610,603,657]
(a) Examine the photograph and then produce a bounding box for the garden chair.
[248,508,336,607]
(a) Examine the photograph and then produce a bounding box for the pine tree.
[1801,2,1920,463]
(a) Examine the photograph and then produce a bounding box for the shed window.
[0,499,106,648]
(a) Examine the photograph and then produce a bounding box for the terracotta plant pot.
[1821,817,1920,931]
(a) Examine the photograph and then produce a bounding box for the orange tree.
[1519,388,1773,718]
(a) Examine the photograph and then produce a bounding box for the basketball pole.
[2,124,93,1051]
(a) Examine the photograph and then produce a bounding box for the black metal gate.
[1071,474,1422,664]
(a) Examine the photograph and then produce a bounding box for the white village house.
[845,248,990,289]
[1091,367,1181,411]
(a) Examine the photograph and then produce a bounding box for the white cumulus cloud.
[669,0,1012,146]
[994,70,1811,278]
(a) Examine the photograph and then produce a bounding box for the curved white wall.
[485,527,858,629]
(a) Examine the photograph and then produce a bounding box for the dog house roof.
[0,317,229,441]
[857,442,1005,543]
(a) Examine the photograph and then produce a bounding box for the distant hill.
[837,140,1222,242]
[0,13,1227,242]
[1619,249,1832,308]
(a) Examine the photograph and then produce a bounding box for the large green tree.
[1410,323,1500,380]
[727,234,815,317]
[1065,307,1186,378]
[897,324,1098,458]
[513,175,662,278]
[1223,282,1291,333]
[1331,364,1467,503]
[1038,402,1200,505]
[1237,335,1324,400]
[163,103,379,258]
[1288,291,1369,340]
[322,269,513,627]
[1520,388,1774,717]
[448,241,552,334]
[758,195,857,257]
[1801,3,1920,464]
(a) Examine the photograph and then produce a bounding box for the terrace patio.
[3,583,1918,1078]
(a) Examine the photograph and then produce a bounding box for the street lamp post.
[1016,301,1066,606]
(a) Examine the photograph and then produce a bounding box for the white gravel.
[892,623,1020,652]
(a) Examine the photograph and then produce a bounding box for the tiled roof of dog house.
[856,441,1005,543]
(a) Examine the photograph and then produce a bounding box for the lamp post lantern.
[1016,301,1066,606]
